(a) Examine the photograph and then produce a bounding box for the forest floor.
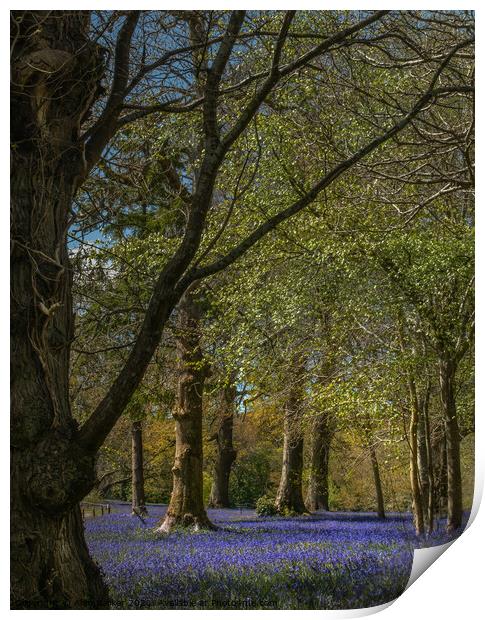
[85,505,466,609]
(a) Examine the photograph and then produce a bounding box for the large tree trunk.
[11,498,107,609]
[157,288,214,532]
[439,357,463,531]
[208,382,237,508]
[275,386,306,515]
[10,12,108,608]
[131,421,147,517]
[305,412,332,511]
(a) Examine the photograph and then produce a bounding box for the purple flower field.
[85,507,465,610]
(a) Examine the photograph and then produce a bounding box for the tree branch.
[83,11,140,178]
[219,11,389,155]
[76,22,472,459]
[181,38,474,287]
[203,11,246,147]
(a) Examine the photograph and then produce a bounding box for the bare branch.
[203,11,246,146]
[83,11,140,177]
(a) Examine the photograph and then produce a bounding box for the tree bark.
[439,357,463,531]
[363,418,385,520]
[208,382,237,508]
[417,383,434,533]
[369,442,386,520]
[275,386,306,514]
[157,288,214,532]
[305,412,332,511]
[131,420,148,517]
[11,497,108,609]
[432,424,448,519]
[10,12,108,608]
[409,381,425,535]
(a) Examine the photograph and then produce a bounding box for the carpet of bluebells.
[85,505,465,609]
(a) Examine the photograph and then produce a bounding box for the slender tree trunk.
[10,12,108,608]
[275,386,306,514]
[131,420,147,517]
[363,417,385,519]
[305,412,332,511]
[369,442,386,520]
[409,381,425,535]
[433,426,448,519]
[208,382,237,508]
[417,413,429,516]
[423,398,435,533]
[439,357,462,531]
[417,381,434,533]
[157,288,214,532]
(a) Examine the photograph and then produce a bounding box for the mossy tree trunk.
[10,11,109,608]
[157,288,214,532]
[275,385,306,515]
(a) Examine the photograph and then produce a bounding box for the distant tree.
[208,376,238,509]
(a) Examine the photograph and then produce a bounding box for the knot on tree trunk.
[14,49,75,84]
[26,434,96,512]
